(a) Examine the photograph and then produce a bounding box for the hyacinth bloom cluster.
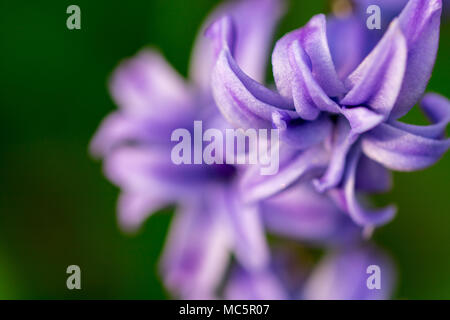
[91,0,449,300]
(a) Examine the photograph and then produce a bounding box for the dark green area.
[0,0,449,299]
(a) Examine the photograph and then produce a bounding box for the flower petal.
[389,93,450,139]
[189,0,284,90]
[110,49,193,117]
[390,0,443,119]
[314,118,359,192]
[209,16,297,129]
[355,154,392,193]
[341,20,407,117]
[361,123,450,172]
[240,145,328,203]
[218,187,270,271]
[272,113,333,150]
[161,197,231,299]
[272,14,345,107]
[260,183,360,244]
[341,146,396,227]
[117,192,170,232]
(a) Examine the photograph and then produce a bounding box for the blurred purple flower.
[209,0,450,228]
[91,0,284,299]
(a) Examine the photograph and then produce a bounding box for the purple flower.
[91,0,284,298]
[209,0,450,227]
[225,243,395,300]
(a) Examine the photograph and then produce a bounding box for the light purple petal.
[103,146,218,194]
[389,93,450,139]
[240,145,328,203]
[218,187,270,271]
[209,16,297,129]
[302,244,395,300]
[189,0,284,90]
[272,14,346,111]
[161,197,231,299]
[341,20,407,117]
[272,113,333,150]
[110,49,193,117]
[362,94,450,171]
[117,192,171,232]
[287,40,342,119]
[341,146,396,227]
[314,118,358,192]
[260,183,361,244]
[390,0,442,119]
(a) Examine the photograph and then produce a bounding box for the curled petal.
[287,40,341,119]
[273,14,345,107]
[314,118,358,192]
[190,0,284,90]
[341,20,407,117]
[260,183,360,244]
[272,113,333,150]
[390,93,450,139]
[161,197,231,299]
[240,145,328,203]
[341,146,396,227]
[362,125,450,171]
[391,0,442,119]
[209,17,297,129]
[302,244,395,300]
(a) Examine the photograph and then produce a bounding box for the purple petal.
[103,146,218,194]
[110,49,193,117]
[240,145,328,203]
[161,197,231,299]
[355,154,392,193]
[260,183,360,244]
[390,0,442,119]
[272,14,346,110]
[272,113,333,150]
[340,146,396,227]
[389,93,450,139]
[361,94,450,171]
[341,20,407,117]
[117,192,170,232]
[218,187,270,271]
[314,118,359,192]
[326,15,367,79]
[189,0,284,90]
[286,39,342,119]
[209,17,297,129]
[90,112,148,157]
[302,244,395,300]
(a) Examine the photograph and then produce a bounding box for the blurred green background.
[0,0,449,299]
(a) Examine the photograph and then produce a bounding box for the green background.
[0,0,449,299]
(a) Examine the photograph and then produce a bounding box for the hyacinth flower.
[210,0,450,228]
[90,0,287,298]
[224,242,394,300]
